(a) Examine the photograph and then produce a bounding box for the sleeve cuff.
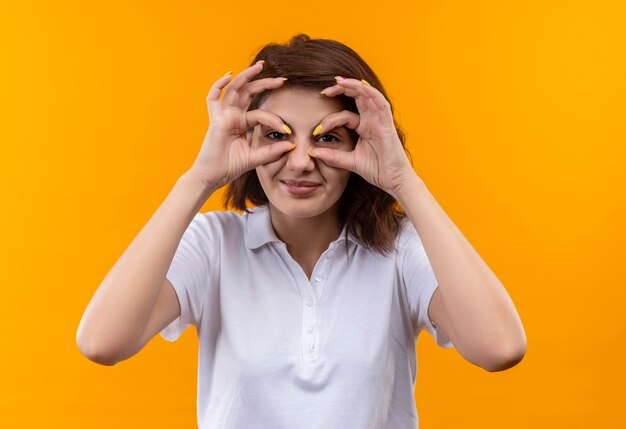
[420,284,455,349]
[159,274,192,342]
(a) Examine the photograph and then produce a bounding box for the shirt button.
[306,299,313,307]
[306,325,314,333]
[314,275,323,282]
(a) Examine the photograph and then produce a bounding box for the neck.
[268,204,343,259]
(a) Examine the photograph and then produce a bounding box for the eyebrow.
[275,115,307,135]
[275,115,292,131]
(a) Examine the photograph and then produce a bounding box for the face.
[251,87,356,222]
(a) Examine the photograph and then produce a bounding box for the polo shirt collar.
[244,205,360,250]
[244,205,282,249]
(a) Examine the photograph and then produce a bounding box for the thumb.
[309,148,356,172]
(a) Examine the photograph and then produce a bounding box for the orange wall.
[1,0,624,427]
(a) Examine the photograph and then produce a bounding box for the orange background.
[1,0,624,427]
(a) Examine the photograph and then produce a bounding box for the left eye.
[265,131,287,140]
[317,134,338,144]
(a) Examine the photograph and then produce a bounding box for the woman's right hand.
[186,60,294,190]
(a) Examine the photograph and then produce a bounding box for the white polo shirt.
[160,205,453,429]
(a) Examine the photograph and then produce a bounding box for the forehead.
[259,87,345,117]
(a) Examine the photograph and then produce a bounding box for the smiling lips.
[280,180,321,197]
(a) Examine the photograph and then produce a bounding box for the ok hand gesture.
[188,61,295,190]
[309,77,416,200]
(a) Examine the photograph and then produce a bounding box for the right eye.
[264,131,287,140]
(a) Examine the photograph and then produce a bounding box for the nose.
[285,140,315,172]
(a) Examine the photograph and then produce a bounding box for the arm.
[308,76,526,372]
[76,61,294,366]
[76,172,216,365]
[396,173,526,372]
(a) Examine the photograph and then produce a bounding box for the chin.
[273,204,331,220]
[269,197,340,220]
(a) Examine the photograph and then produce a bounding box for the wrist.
[390,170,428,204]
[177,170,219,202]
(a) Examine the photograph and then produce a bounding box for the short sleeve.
[400,221,454,349]
[159,213,215,342]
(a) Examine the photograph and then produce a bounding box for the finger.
[206,71,234,104]
[335,77,390,112]
[248,141,296,168]
[236,76,288,109]
[222,60,266,106]
[228,60,266,92]
[309,147,356,172]
[244,109,292,135]
[313,110,361,135]
[322,83,372,115]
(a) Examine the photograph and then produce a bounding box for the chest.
[211,242,414,385]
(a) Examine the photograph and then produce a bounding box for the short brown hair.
[224,34,411,254]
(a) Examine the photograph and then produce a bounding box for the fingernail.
[223,70,233,77]
[313,124,322,136]
[308,151,318,159]
[278,77,288,81]
[285,144,296,152]
[335,76,347,80]
[361,79,371,86]
[320,87,332,95]
[256,60,265,65]
[282,124,292,134]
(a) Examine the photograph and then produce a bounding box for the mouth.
[280,180,321,197]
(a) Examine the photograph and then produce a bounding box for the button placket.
[303,239,347,360]
[302,294,317,358]
[311,246,335,304]
[301,244,339,360]
[273,242,323,360]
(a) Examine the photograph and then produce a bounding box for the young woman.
[77,34,526,428]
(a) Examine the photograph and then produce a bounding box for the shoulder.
[193,208,275,250]
[395,218,424,252]
[196,209,245,226]
[189,210,246,239]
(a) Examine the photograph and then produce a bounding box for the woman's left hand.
[309,76,416,200]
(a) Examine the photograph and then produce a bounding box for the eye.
[264,131,287,140]
[316,134,339,144]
